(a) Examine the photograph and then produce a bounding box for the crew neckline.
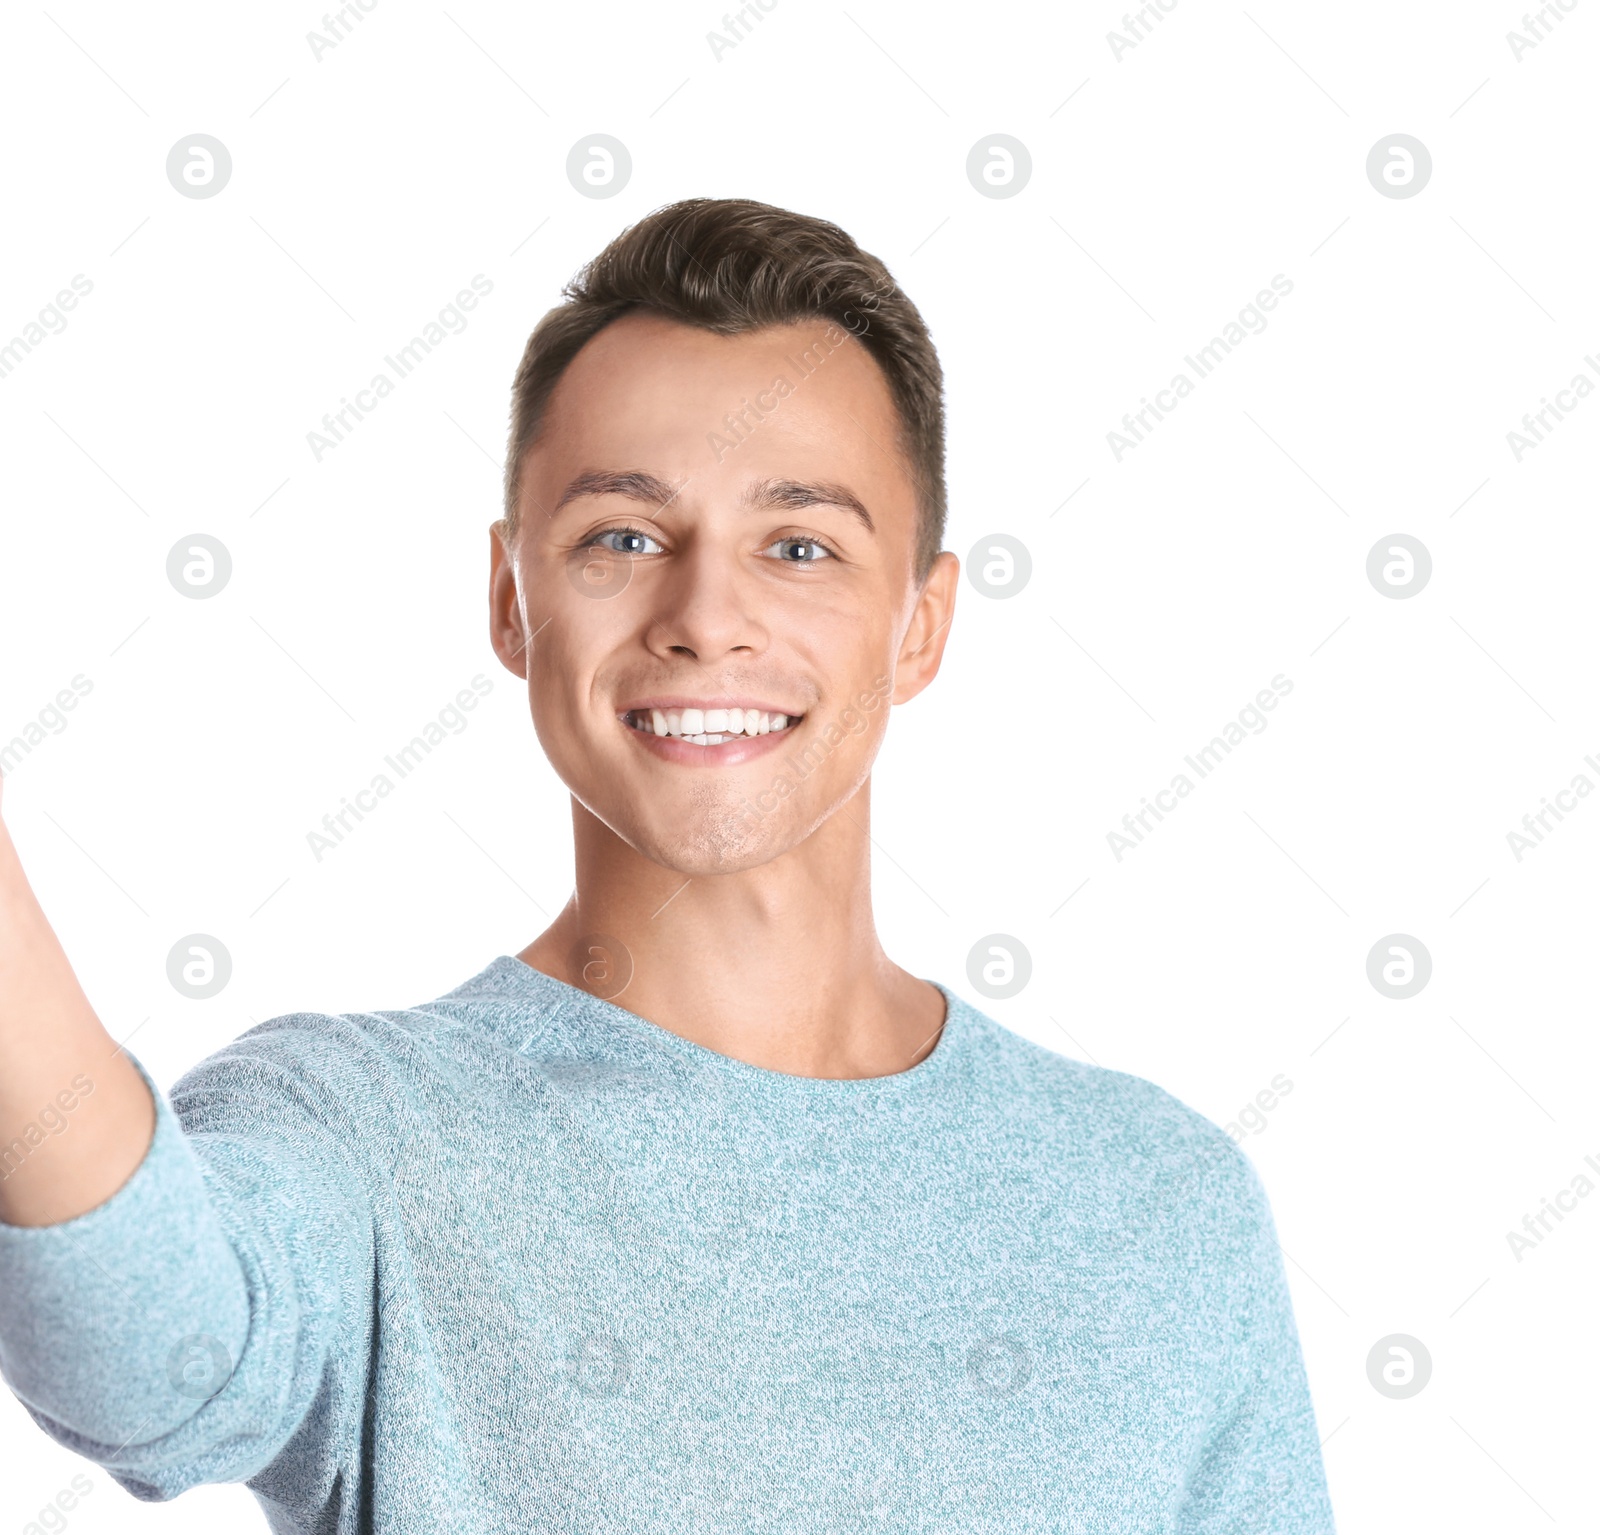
[483,952,966,1096]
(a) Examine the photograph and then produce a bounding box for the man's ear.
[488,522,528,680]
[892,550,958,706]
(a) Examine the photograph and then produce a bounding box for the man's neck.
[515,790,946,1081]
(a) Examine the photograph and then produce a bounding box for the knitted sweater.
[0,954,1335,1532]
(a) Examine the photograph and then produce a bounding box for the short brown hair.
[498,197,947,583]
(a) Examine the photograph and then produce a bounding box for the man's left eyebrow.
[743,478,875,534]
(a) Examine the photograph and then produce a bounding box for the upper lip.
[618,696,805,715]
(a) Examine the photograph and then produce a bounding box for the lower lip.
[620,718,802,767]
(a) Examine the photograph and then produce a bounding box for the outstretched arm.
[0,776,158,1228]
[0,775,376,1502]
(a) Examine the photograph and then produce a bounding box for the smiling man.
[490,288,954,1076]
[0,199,1336,1533]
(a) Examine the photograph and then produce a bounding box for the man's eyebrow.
[553,470,875,534]
[553,469,684,514]
[743,477,875,534]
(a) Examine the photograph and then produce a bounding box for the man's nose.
[642,543,767,662]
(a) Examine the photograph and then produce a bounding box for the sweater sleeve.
[1174,1137,1337,1534]
[0,1038,376,1502]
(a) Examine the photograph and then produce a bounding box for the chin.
[629,810,790,876]
[604,787,820,877]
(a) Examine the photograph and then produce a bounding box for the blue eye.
[765,537,835,563]
[588,527,661,555]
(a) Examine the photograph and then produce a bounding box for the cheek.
[526,574,631,679]
[790,699,891,792]
[780,597,890,690]
[524,619,612,750]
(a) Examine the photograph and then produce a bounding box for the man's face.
[489,309,956,875]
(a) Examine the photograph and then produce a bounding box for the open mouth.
[622,707,803,747]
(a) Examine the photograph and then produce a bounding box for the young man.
[0,199,1336,1532]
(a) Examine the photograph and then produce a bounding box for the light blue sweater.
[0,956,1335,1532]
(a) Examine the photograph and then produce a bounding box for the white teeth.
[628,707,801,740]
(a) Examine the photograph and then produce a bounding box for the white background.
[2,1,1596,1529]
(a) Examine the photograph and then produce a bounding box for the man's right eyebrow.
[552,469,687,515]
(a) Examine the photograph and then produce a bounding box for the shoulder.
[945,988,1270,1225]
[166,958,522,1112]
[165,993,468,1145]
[162,958,537,1160]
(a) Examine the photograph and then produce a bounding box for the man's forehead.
[548,310,890,414]
[520,309,918,542]
[580,307,848,359]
